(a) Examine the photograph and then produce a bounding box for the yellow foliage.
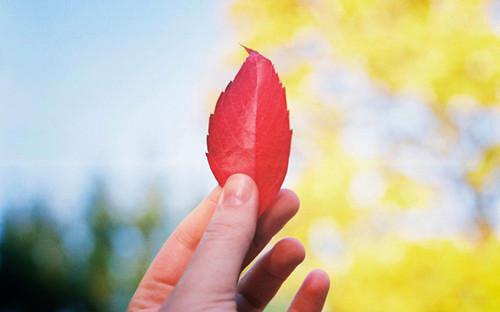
[467,145,500,190]
[231,0,314,49]
[292,136,375,229]
[322,0,500,107]
[382,172,434,209]
[329,239,500,312]
[231,0,500,107]
[265,239,500,312]
[229,0,500,310]
[280,63,313,104]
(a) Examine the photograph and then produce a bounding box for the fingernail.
[219,174,253,206]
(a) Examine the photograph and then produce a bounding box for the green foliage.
[0,180,170,311]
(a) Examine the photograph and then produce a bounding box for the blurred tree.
[0,179,170,311]
[230,0,500,310]
[232,0,500,107]
[0,200,95,311]
[84,179,116,311]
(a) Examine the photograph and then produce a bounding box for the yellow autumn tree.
[229,0,500,311]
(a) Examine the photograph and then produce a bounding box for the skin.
[129,174,330,312]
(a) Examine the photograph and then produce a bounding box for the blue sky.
[2,1,499,236]
[0,1,232,218]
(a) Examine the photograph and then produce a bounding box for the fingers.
[130,174,303,312]
[288,270,330,312]
[236,238,305,311]
[129,182,300,311]
[163,174,259,309]
[242,189,299,268]
[128,187,221,311]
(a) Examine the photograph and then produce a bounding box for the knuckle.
[204,217,253,243]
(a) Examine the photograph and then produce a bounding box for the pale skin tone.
[129,174,330,312]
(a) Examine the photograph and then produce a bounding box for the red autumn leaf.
[206,47,292,214]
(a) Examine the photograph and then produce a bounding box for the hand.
[128,174,330,311]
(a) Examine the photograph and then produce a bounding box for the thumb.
[163,174,258,309]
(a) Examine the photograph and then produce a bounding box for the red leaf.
[206,47,292,214]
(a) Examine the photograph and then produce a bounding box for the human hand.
[128,174,330,311]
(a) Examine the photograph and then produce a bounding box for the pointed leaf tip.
[240,44,258,55]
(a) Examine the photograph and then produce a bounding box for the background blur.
[1,1,500,311]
